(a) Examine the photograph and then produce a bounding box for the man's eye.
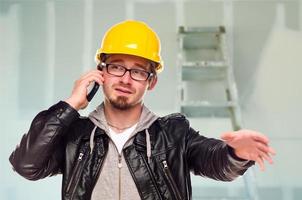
[111,64,123,70]
[132,69,142,74]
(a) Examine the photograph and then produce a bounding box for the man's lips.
[115,87,133,94]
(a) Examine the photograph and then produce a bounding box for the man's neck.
[104,100,142,130]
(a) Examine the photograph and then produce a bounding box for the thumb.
[221,132,235,141]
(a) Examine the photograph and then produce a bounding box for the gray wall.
[1,0,301,199]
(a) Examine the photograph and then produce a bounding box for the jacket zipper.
[66,151,86,199]
[137,153,162,199]
[109,131,136,200]
[118,154,122,200]
[162,160,183,200]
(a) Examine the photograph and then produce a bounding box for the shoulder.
[70,116,94,129]
[158,112,189,127]
[66,116,95,143]
[154,113,191,137]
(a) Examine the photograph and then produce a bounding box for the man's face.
[102,54,156,110]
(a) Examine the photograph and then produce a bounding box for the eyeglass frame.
[97,62,154,81]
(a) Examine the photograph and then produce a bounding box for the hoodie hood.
[88,103,159,161]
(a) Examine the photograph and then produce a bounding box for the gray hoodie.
[88,103,159,200]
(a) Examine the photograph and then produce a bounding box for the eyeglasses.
[99,62,153,81]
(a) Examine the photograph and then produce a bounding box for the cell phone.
[86,82,99,102]
[86,63,104,102]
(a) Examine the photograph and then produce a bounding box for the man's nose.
[120,70,132,84]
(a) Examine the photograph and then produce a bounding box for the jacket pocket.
[65,150,87,199]
[161,160,183,200]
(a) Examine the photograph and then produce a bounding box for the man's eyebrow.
[108,59,148,70]
[133,63,148,70]
[108,58,124,63]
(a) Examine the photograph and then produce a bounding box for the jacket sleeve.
[9,101,79,181]
[185,126,254,181]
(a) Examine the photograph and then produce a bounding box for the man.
[9,20,275,200]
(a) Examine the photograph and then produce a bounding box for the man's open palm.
[221,130,276,171]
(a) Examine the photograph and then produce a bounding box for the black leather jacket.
[9,101,253,200]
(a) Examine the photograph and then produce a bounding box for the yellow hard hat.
[95,20,163,73]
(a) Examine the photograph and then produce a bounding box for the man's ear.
[148,76,157,90]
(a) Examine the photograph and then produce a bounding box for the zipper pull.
[118,154,122,168]
[78,152,84,161]
[162,160,168,169]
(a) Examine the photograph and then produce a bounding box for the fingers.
[254,143,275,170]
[85,74,104,86]
[255,155,265,171]
[249,130,275,167]
[253,134,269,145]
[257,143,276,156]
[65,69,104,110]
[255,133,276,160]
[257,142,273,155]
[78,70,104,87]
[268,147,276,155]
[258,149,274,164]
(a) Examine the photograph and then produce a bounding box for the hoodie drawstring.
[90,126,97,154]
[145,129,151,164]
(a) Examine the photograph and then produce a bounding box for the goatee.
[109,96,131,110]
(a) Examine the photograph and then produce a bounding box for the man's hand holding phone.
[65,68,104,111]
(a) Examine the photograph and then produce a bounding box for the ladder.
[177,26,258,200]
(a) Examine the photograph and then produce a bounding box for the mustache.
[113,83,135,92]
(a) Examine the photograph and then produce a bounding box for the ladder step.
[181,106,229,118]
[179,26,225,34]
[181,101,237,118]
[182,62,227,81]
[179,26,225,50]
[182,34,221,50]
[182,61,227,67]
